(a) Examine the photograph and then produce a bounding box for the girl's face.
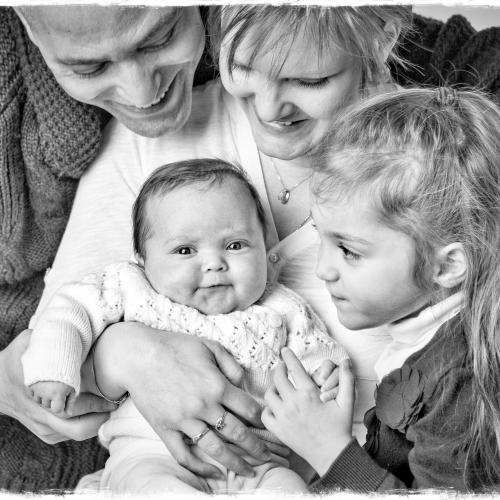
[312,196,432,330]
[219,25,363,161]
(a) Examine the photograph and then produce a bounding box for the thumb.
[336,359,355,410]
[203,340,244,387]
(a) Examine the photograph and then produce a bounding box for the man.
[0,5,206,491]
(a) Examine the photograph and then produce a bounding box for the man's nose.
[116,58,162,108]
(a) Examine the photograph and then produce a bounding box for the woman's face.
[220,25,363,161]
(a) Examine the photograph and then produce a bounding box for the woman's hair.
[132,158,267,259]
[313,87,500,487]
[208,5,412,88]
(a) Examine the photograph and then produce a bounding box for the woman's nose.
[116,58,162,108]
[253,82,292,123]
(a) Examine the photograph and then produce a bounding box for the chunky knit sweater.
[2,7,500,493]
[0,7,108,493]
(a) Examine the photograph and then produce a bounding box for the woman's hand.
[0,330,115,443]
[262,348,355,476]
[93,322,271,478]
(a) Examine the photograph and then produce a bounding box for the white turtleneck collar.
[374,292,464,382]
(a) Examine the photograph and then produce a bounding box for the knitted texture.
[394,14,500,102]
[0,7,106,492]
[25,261,348,411]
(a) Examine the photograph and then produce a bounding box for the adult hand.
[94,322,271,478]
[0,329,115,443]
[262,348,354,476]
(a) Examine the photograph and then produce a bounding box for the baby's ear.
[432,243,467,289]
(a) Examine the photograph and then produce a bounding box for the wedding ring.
[215,410,228,432]
[190,427,210,445]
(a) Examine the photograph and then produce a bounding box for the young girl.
[263,87,500,491]
[22,159,346,493]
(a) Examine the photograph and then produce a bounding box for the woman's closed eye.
[295,77,330,89]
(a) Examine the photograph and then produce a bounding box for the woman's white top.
[33,80,392,444]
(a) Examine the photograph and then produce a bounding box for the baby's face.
[142,177,268,315]
[312,196,431,330]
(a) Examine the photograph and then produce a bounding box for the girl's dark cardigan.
[1,6,499,492]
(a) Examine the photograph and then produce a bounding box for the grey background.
[414,4,500,29]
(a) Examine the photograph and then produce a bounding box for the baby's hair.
[208,4,412,89]
[313,87,500,487]
[132,158,267,260]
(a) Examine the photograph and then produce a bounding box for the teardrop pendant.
[278,189,290,204]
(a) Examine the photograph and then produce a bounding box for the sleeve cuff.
[309,438,389,493]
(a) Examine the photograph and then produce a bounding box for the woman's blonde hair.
[208,5,412,89]
[313,87,500,487]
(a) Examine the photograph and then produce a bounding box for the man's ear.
[135,253,145,267]
[432,243,467,289]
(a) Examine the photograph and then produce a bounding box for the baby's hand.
[311,359,340,403]
[29,381,74,414]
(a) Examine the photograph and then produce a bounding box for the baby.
[23,158,347,493]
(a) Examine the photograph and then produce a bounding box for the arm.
[92,321,272,478]
[0,330,116,443]
[23,263,130,399]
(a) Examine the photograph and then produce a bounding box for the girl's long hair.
[313,87,500,487]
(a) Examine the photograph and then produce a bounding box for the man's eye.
[142,28,175,52]
[74,63,107,79]
[176,247,192,255]
[227,241,244,251]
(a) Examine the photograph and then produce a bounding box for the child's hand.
[29,381,75,414]
[311,359,340,403]
[262,348,355,476]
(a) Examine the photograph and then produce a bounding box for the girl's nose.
[316,251,340,283]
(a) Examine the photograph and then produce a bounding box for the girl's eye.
[227,241,244,251]
[295,77,330,89]
[176,247,193,255]
[339,244,360,261]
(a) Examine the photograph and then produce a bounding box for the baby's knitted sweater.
[24,262,347,416]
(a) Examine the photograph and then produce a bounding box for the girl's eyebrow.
[328,231,371,246]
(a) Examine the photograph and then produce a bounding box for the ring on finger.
[190,427,210,445]
[215,410,228,432]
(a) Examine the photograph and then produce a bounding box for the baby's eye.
[339,244,360,261]
[227,241,245,251]
[176,247,193,255]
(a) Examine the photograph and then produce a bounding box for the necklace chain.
[269,157,312,205]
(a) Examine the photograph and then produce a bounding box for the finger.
[204,340,244,388]
[271,361,295,399]
[64,392,117,418]
[319,387,339,403]
[163,430,223,479]
[321,367,340,392]
[260,406,275,432]
[220,384,263,428]
[281,347,317,391]
[337,359,355,409]
[317,360,336,386]
[51,396,66,414]
[209,409,270,463]
[182,420,255,478]
[263,385,281,410]
[45,411,111,441]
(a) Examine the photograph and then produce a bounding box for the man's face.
[21,6,204,137]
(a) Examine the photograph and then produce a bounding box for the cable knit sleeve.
[21,261,136,393]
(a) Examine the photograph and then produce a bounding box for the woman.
[10,4,411,486]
